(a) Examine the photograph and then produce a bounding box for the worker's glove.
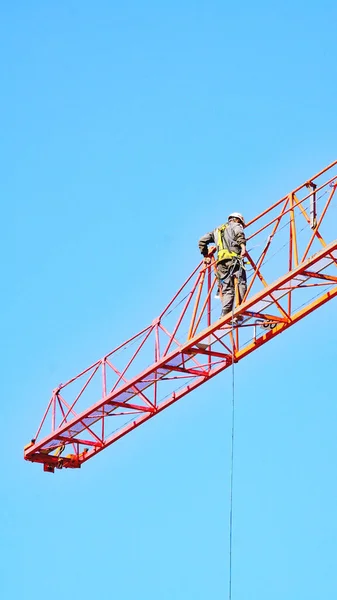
[203,257,211,265]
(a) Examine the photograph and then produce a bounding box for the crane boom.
[24,161,337,472]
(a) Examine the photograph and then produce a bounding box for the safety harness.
[216,224,240,263]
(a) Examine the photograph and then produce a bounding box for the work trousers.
[217,259,247,316]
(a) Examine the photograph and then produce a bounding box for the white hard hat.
[228,212,245,227]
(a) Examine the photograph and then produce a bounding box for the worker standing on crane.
[198,212,247,320]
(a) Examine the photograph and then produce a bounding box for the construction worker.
[198,212,247,320]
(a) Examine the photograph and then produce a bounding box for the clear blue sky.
[1,1,337,598]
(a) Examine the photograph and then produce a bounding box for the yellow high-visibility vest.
[216,224,239,262]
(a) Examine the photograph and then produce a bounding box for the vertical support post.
[191,275,216,338]
[234,276,240,309]
[229,329,236,362]
[289,193,299,267]
[235,321,239,350]
[289,192,299,314]
[154,323,160,406]
[52,393,56,432]
[207,265,212,367]
[188,270,205,339]
[288,194,293,314]
[307,181,317,229]
[155,322,160,362]
[207,265,212,328]
[102,358,106,442]
[102,358,107,398]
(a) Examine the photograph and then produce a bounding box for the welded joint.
[52,383,63,395]
[230,356,238,364]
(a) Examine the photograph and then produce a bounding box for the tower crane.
[24,161,337,473]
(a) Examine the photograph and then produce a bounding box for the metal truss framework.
[24,161,337,472]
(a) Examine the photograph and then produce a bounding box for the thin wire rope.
[228,313,236,600]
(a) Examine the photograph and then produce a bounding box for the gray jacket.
[199,221,246,261]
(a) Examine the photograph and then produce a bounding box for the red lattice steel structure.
[24,161,337,472]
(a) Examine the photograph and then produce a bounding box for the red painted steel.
[24,161,337,472]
